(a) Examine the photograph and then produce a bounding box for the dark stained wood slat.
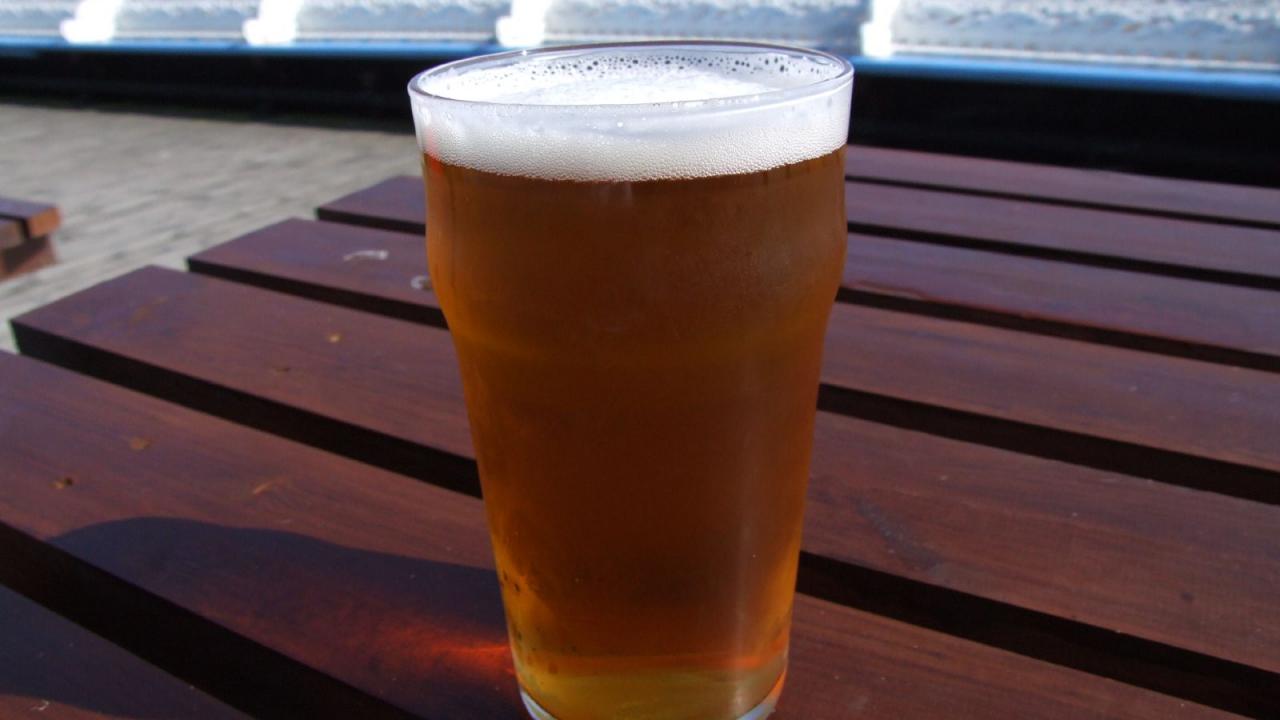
[0,584,244,719]
[13,268,1280,704]
[844,146,1280,229]
[0,218,23,251]
[0,196,61,240]
[822,303,1280,479]
[843,233,1280,372]
[189,218,442,326]
[188,232,1280,486]
[806,415,1280,687]
[0,353,1227,720]
[323,152,1280,241]
[12,265,475,463]
[180,228,1280,685]
[2,234,57,280]
[316,176,424,234]
[313,175,1280,287]
[0,197,59,276]
[844,182,1280,288]
[190,219,1280,374]
[0,357,508,719]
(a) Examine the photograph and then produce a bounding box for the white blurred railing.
[1,0,1276,72]
[62,0,259,42]
[304,0,506,40]
[882,0,1280,70]
[0,0,81,37]
[506,0,868,53]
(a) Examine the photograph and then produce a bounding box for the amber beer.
[410,43,853,720]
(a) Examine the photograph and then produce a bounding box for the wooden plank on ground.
[843,234,1280,372]
[0,352,1229,720]
[12,268,1280,712]
[0,197,61,240]
[0,584,244,719]
[844,182,1280,288]
[843,146,1280,229]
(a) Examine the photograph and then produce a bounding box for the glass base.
[520,669,786,720]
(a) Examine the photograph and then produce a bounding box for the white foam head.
[408,43,853,182]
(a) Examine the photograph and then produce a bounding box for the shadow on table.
[7,517,821,718]
[2,516,524,718]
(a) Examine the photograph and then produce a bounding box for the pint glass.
[408,42,853,720]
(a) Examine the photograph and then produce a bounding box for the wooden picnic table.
[2,145,1278,719]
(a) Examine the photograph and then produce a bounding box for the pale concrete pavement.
[0,100,421,351]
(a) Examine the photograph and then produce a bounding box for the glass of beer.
[408,42,852,720]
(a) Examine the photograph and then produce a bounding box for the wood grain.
[843,234,1280,371]
[843,146,1280,229]
[184,235,1280,688]
[14,266,478,495]
[821,303,1280,481]
[188,218,442,326]
[12,267,1280,712]
[0,584,244,719]
[310,174,1280,288]
[0,196,61,240]
[317,148,1280,239]
[188,219,1280,374]
[316,176,423,235]
[187,236,1280,495]
[806,415,1280,683]
[844,182,1280,288]
[0,351,1231,720]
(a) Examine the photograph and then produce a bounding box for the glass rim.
[407,40,854,113]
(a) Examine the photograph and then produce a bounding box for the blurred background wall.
[0,0,1276,183]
